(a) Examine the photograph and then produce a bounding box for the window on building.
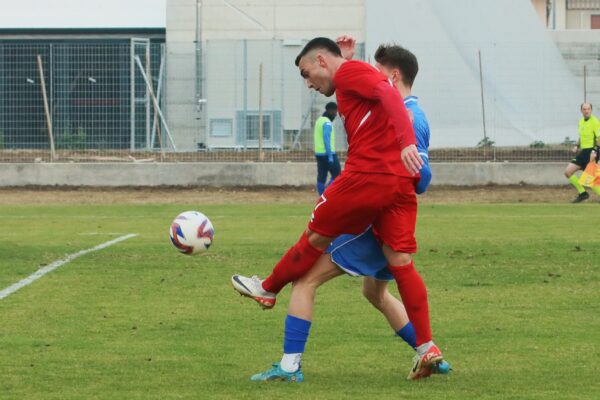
[210,118,233,137]
[245,114,272,141]
[567,0,600,10]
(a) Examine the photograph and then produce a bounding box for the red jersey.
[333,60,416,176]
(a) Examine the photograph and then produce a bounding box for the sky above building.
[0,0,166,28]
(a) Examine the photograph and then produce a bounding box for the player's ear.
[393,69,402,84]
[316,53,327,68]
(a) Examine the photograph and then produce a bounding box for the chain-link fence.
[0,39,591,163]
[0,40,164,162]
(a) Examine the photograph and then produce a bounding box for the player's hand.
[328,154,334,164]
[572,145,578,154]
[401,144,424,175]
[336,35,356,61]
[591,150,597,162]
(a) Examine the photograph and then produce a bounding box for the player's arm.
[323,122,334,163]
[372,82,423,174]
[336,35,356,60]
[333,64,422,173]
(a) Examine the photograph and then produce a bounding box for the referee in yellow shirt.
[565,102,600,203]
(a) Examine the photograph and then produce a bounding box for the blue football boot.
[250,362,304,382]
[432,360,452,374]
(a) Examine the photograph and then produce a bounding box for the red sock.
[388,261,432,346]
[262,232,324,294]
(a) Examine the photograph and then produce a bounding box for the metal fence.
[0,39,590,163]
[0,40,164,162]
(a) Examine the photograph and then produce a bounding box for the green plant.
[56,127,87,150]
[561,136,577,146]
[0,130,5,149]
[529,140,546,148]
[477,137,495,148]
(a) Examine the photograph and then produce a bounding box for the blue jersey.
[327,95,431,279]
[404,96,430,157]
[406,96,431,194]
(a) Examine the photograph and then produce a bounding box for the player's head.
[581,102,593,119]
[373,44,418,89]
[295,37,344,97]
[324,101,338,116]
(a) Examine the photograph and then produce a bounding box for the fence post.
[37,54,56,162]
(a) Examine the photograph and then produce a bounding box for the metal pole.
[258,63,264,161]
[135,56,177,150]
[243,40,248,148]
[147,51,164,160]
[583,65,587,103]
[145,45,151,150]
[150,53,165,151]
[292,91,317,149]
[37,54,56,161]
[130,40,136,151]
[478,50,488,152]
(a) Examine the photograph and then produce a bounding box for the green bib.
[314,116,335,154]
[578,115,600,149]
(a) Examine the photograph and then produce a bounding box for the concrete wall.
[0,162,570,187]
[550,30,600,107]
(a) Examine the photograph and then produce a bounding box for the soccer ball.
[169,211,215,255]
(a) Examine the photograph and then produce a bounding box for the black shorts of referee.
[571,146,599,168]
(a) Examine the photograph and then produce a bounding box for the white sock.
[280,353,302,372]
[416,341,434,357]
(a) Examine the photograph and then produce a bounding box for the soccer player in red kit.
[232,37,443,374]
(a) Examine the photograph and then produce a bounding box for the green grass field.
[1,201,599,399]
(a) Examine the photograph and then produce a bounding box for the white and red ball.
[169,211,214,255]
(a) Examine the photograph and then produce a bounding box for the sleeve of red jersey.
[372,81,417,150]
[333,60,384,99]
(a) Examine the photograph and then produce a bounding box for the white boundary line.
[0,233,138,300]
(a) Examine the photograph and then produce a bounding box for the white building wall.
[166,0,365,150]
[166,0,200,150]
[566,9,600,29]
[200,0,364,41]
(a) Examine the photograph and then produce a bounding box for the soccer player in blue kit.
[249,37,449,382]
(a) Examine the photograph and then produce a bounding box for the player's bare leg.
[287,253,344,320]
[231,229,332,309]
[251,254,342,381]
[362,277,409,331]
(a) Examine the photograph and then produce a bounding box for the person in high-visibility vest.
[314,102,341,195]
[565,102,600,203]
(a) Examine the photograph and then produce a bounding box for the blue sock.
[284,315,312,354]
[396,322,417,349]
[316,182,325,195]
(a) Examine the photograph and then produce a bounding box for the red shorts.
[308,171,418,253]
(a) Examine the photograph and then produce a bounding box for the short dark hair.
[374,44,419,87]
[325,102,338,111]
[581,102,593,110]
[295,37,342,66]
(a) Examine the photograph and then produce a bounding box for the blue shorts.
[326,228,393,281]
[326,161,431,281]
